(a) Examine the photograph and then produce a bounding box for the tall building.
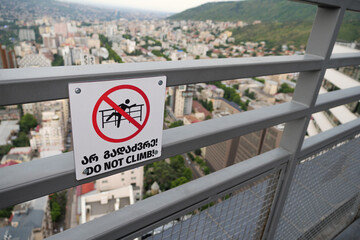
[205,126,283,171]
[42,33,58,49]
[0,44,17,69]
[54,23,68,38]
[19,29,35,41]
[206,102,283,171]
[169,85,195,117]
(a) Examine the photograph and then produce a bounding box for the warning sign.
[92,85,150,143]
[69,76,166,180]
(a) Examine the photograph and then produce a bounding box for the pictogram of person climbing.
[105,99,137,128]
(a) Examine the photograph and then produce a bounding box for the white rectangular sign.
[69,76,166,180]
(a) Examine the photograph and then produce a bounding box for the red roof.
[0,160,19,168]
[192,100,211,118]
[81,182,95,195]
[184,115,202,124]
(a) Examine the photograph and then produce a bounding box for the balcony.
[1,0,360,239]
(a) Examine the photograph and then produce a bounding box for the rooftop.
[0,196,48,240]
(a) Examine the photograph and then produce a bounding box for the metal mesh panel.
[275,135,360,240]
[138,171,280,240]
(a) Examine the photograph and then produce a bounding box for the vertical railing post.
[262,2,348,239]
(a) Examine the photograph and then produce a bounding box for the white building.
[0,120,19,145]
[30,111,64,152]
[169,85,195,118]
[18,54,51,68]
[186,43,209,56]
[263,80,278,95]
[306,43,360,137]
[23,99,69,138]
[19,29,35,41]
[80,186,134,224]
[96,167,144,201]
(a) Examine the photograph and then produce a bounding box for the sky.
[60,0,237,13]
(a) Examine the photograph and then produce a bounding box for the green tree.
[12,132,30,147]
[122,34,132,39]
[212,81,248,111]
[52,54,64,66]
[278,83,294,93]
[0,144,12,159]
[252,77,265,84]
[144,155,192,191]
[203,166,210,175]
[50,202,61,222]
[169,120,184,128]
[0,206,14,218]
[183,168,192,180]
[50,191,67,223]
[187,152,195,161]
[99,34,123,63]
[194,149,202,156]
[151,50,163,57]
[244,88,255,99]
[170,155,185,172]
[19,113,37,133]
[171,177,189,188]
[199,99,213,112]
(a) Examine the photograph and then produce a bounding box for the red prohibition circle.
[92,85,150,143]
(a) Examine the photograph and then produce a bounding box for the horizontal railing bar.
[313,86,360,112]
[350,1,360,12]
[0,101,307,209]
[294,0,360,12]
[0,55,323,106]
[47,148,289,240]
[2,85,360,208]
[328,53,360,68]
[293,0,341,8]
[299,117,360,159]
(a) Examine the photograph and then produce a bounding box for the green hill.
[232,20,360,48]
[169,0,360,47]
[169,0,359,22]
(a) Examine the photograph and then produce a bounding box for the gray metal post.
[263,4,347,239]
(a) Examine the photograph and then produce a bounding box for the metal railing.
[0,0,360,239]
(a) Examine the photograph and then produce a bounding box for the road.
[164,108,202,180]
[64,187,74,230]
[183,153,201,179]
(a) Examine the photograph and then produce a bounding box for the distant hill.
[169,0,360,47]
[169,0,360,22]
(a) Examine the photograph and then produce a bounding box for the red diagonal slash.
[104,96,142,129]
